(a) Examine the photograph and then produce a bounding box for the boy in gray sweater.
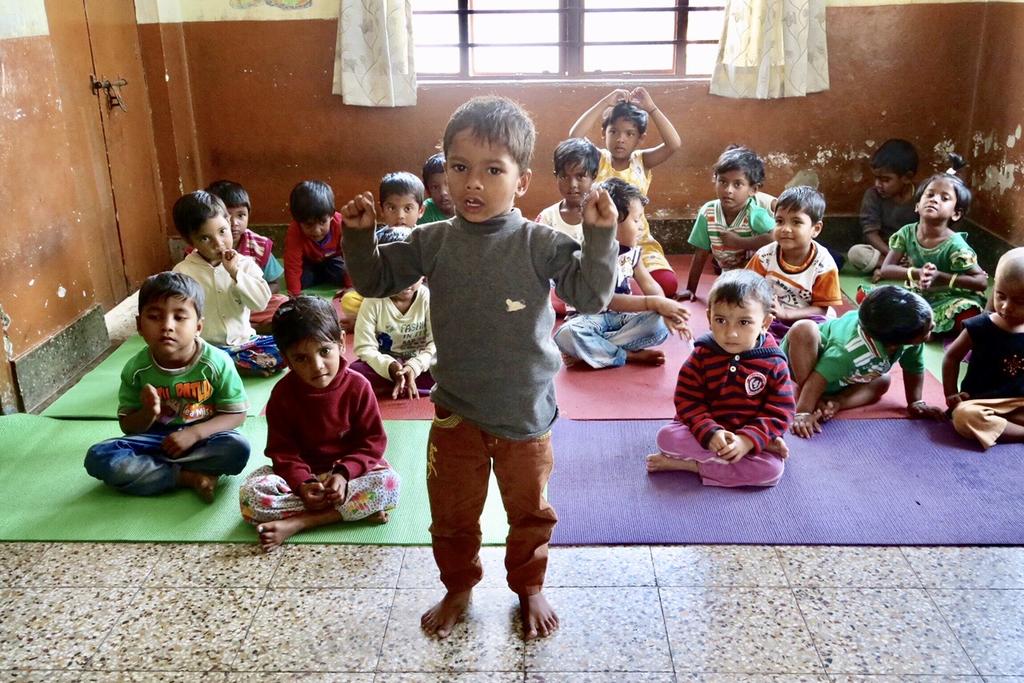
[341,96,619,640]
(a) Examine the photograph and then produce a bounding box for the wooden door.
[83,0,168,288]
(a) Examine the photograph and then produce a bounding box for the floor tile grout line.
[370,547,405,674]
[788,583,832,679]
[922,583,987,678]
[224,580,273,674]
[653,562,679,681]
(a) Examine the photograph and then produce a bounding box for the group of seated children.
[81,93,1023,641]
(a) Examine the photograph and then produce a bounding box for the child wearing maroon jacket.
[239,296,400,551]
[647,269,795,487]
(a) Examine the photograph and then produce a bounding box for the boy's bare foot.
[367,510,390,524]
[255,508,343,552]
[645,452,699,473]
[815,400,839,423]
[421,589,472,638]
[519,591,559,640]
[764,436,790,459]
[561,353,579,368]
[626,349,665,365]
[177,470,217,503]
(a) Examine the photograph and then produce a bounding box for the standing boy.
[84,272,250,500]
[341,96,619,640]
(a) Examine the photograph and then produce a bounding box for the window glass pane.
[585,10,675,43]
[416,46,461,73]
[584,44,673,72]
[687,0,725,7]
[471,46,559,74]
[471,0,557,9]
[472,12,558,44]
[685,42,718,75]
[413,13,460,45]
[686,9,724,41]
[414,0,457,10]
[586,0,674,8]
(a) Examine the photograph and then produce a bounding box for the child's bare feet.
[764,436,790,459]
[520,591,559,640]
[367,510,390,524]
[255,508,343,552]
[626,349,665,365]
[815,399,839,423]
[421,589,472,638]
[561,353,579,368]
[645,452,699,473]
[177,470,217,503]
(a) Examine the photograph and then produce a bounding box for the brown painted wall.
[140,5,990,238]
[968,3,1024,245]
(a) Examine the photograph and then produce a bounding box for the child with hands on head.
[340,95,621,641]
[171,191,283,376]
[570,87,682,297]
[238,296,401,552]
[554,177,690,369]
[875,160,988,336]
[943,247,1024,449]
[784,286,945,438]
[680,146,775,301]
[746,186,843,339]
[647,270,794,486]
[351,277,436,400]
[84,272,250,501]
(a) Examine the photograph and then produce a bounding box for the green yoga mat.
[0,414,509,545]
[41,336,282,419]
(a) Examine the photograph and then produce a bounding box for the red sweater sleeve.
[265,387,315,493]
[331,375,388,480]
[284,221,305,296]
[674,349,723,448]
[736,358,796,453]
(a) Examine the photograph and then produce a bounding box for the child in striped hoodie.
[646,269,795,487]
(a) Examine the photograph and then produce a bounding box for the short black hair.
[776,186,826,224]
[714,145,766,186]
[915,172,972,222]
[859,285,932,346]
[172,190,228,241]
[138,271,204,318]
[289,180,335,223]
[272,295,341,353]
[553,137,600,178]
[205,179,250,210]
[600,177,648,223]
[707,269,774,313]
[871,139,919,176]
[379,172,425,206]
[422,152,446,181]
[443,96,536,171]
[601,101,648,135]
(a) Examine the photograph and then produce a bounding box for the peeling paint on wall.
[765,152,794,167]
[978,163,1020,195]
[787,169,820,189]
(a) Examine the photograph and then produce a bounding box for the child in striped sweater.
[647,270,795,487]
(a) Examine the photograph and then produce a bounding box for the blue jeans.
[300,256,346,290]
[554,311,669,368]
[84,428,250,496]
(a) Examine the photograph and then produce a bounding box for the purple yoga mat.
[548,418,1024,545]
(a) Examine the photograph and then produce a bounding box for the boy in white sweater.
[350,278,435,399]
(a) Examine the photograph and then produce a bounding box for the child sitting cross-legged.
[554,177,690,369]
[239,296,401,552]
[84,272,250,501]
[351,278,436,400]
[784,285,945,438]
[943,247,1024,449]
[205,179,289,333]
[746,186,843,339]
[646,270,794,487]
[284,180,346,296]
[171,191,284,376]
[679,145,775,301]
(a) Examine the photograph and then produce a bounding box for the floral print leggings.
[239,465,401,523]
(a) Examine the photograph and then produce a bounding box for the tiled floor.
[1,543,1022,680]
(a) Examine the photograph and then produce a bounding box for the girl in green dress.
[877,172,988,335]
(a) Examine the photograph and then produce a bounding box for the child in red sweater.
[239,296,401,551]
[283,180,347,296]
[646,269,795,487]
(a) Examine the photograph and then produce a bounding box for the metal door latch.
[90,75,128,112]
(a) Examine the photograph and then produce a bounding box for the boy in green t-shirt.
[783,285,945,438]
[417,152,455,224]
[84,272,250,501]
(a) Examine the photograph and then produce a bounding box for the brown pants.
[951,397,1024,449]
[427,408,557,596]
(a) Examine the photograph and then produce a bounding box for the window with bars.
[412,0,724,80]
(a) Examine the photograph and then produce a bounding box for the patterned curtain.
[709,0,829,99]
[332,0,417,107]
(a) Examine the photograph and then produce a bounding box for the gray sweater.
[343,211,618,439]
